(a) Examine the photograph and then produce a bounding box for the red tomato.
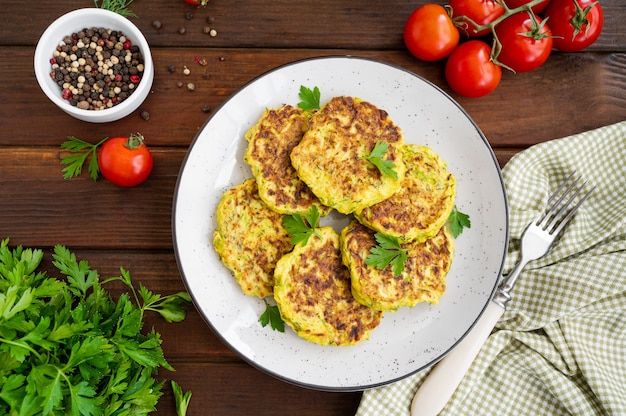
[98,134,154,187]
[495,11,553,72]
[403,4,460,61]
[504,0,551,14]
[543,0,603,52]
[448,0,505,37]
[445,40,502,98]
[184,0,208,5]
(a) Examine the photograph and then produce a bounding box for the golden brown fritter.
[244,104,331,215]
[355,144,456,243]
[340,221,454,311]
[290,96,406,214]
[273,226,383,346]
[213,178,293,298]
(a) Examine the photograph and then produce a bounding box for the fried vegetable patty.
[244,104,331,215]
[356,144,456,243]
[213,178,293,298]
[274,226,383,346]
[340,221,454,311]
[290,96,406,214]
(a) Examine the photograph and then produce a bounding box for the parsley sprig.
[94,0,137,17]
[60,136,107,181]
[259,299,285,332]
[171,380,193,416]
[363,142,399,180]
[0,238,191,415]
[282,205,321,246]
[297,85,321,110]
[365,233,408,277]
[447,206,471,238]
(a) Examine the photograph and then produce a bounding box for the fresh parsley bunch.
[0,238,191,415]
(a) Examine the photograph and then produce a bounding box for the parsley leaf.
[259,299,285,332]
[60,136,107,181]
[94,0,137,17]
[282,205,321,246]
[363,142,399,180]
[297,85,321,110]
[171,380,193,416]
[366,233,408,277]
[447,206,471,238]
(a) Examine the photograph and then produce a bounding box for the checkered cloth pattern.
[356,121,626,416]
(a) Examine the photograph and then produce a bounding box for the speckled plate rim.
[172,56,509,392]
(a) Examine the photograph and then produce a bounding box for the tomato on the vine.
[504,0,551,14]
[403,4,460,61]
[97,134,154,187]
[543,0,604,52]
[448,0,505,37]
[445,40,502,98]
[495,11,553,72]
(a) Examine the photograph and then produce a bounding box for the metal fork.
[410,173,594,416]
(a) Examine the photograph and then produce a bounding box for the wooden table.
[1,1,624,414]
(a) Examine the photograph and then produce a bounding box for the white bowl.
[34,8,154,123]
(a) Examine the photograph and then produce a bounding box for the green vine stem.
[449,0,552,72]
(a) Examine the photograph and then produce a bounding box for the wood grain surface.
[1,0,624,414]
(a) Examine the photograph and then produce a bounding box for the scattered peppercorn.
[202,105,212,113]
[203,26,211,34]
[177,81,184,88]
[168,65,176,73]
[185,12,194,20]
[202,71,210,79]
[207,16,215,24]
[187,83,195,91]
[140,110,150,120]
[152,20,162,30]
[178,27,186,34]
[219,56,225,61]
[48,27,145,110]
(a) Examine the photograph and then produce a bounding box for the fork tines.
[536,172,595,235]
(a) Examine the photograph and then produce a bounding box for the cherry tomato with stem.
[97,133,154,187]
[448,0,505,37]
[543,0,604,52]
[184,0,209,6]
[494,11,553,72]
[403,4,460,62]
[445,40,502,98]
[504,0,551,14]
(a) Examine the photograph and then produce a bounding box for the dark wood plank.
[154,362,362,416]
[0,147,183,248]
[2,47,626,149]
[3,0,625,50]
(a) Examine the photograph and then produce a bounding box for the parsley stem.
[0,337,43,361]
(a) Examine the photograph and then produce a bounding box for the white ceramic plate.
[172,56,508,391]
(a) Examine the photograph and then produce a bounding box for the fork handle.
[410,301,505,416]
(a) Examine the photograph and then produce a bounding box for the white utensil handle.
[410,301,505,416]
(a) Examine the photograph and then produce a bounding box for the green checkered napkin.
[356,121,626,416]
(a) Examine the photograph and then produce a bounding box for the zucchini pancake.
[213,178,293,299]
[355,144,456,243]
[244,104,331,216]
[340,221,454,311]
[273,226,383,346]
[290,96,406,214]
